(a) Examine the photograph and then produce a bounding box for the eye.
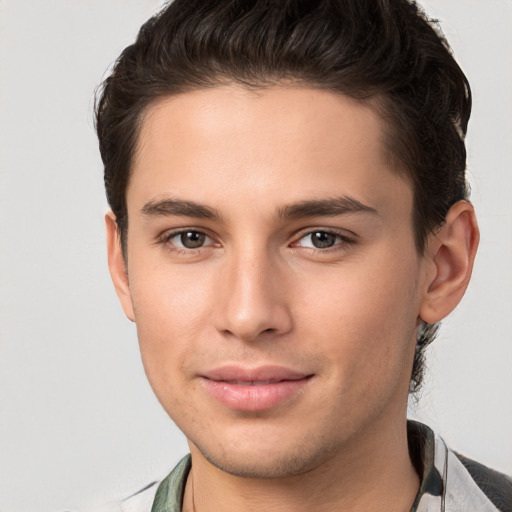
[166,230,214,250]
[294,230,352,249]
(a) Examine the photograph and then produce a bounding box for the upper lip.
[201,365,312,383]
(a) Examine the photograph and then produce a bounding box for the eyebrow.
[277,196,378,219]
[140,195,378,222]
[141,198,222,221]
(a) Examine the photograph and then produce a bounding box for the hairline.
[118,79,420,259]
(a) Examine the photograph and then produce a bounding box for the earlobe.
[419,200,479,324]
[105,212,135,322]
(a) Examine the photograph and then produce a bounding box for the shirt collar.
[150,421,444,512]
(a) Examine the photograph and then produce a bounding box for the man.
[95,0,511,511]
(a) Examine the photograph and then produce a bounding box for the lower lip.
[201,377,312,412]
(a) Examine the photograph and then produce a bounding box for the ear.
[105,211,135,322]
[419,200,479,324]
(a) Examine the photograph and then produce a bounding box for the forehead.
[129,85,412,220]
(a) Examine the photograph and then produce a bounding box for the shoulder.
[67,480,160,512]
[434,431,512,512]
[75,455,191,512]
[118,480,161,512]
[453,451,512,512]
[408,420,512,512]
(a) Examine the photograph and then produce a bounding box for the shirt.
[102,421,511,512]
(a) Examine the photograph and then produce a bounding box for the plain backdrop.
[0,1,511,511]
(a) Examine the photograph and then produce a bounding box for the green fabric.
[151,455,191,512]
[150,422,440,512]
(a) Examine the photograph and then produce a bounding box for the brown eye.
[179,231,206,248]
[294,230,353,250]
[162,229,219,256]
[310,231,337,248]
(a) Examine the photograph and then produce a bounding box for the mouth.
[200,365,314,412]
[220,379,294,386]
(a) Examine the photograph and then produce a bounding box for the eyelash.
[291,230,356,252]
[158,228,356,255]
[159,229,218,255]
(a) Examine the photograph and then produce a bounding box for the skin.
[106,85,479,512]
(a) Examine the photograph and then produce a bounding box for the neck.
[183,415,419,512]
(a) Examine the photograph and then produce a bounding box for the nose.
[214,248,293,342]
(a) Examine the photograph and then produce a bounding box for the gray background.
[0,1,511,511]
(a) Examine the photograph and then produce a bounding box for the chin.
[190,430,340,479]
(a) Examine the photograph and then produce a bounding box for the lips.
[222,380,285,386]
[200,365,313,412]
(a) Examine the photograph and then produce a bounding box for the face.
[114,85,433,478]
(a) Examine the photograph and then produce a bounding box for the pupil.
[181,231,205,248]
[312,231,336,248]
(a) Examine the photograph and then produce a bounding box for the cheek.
[130,258,214,326]
[128,263,214,387]
[296,253,420,384]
